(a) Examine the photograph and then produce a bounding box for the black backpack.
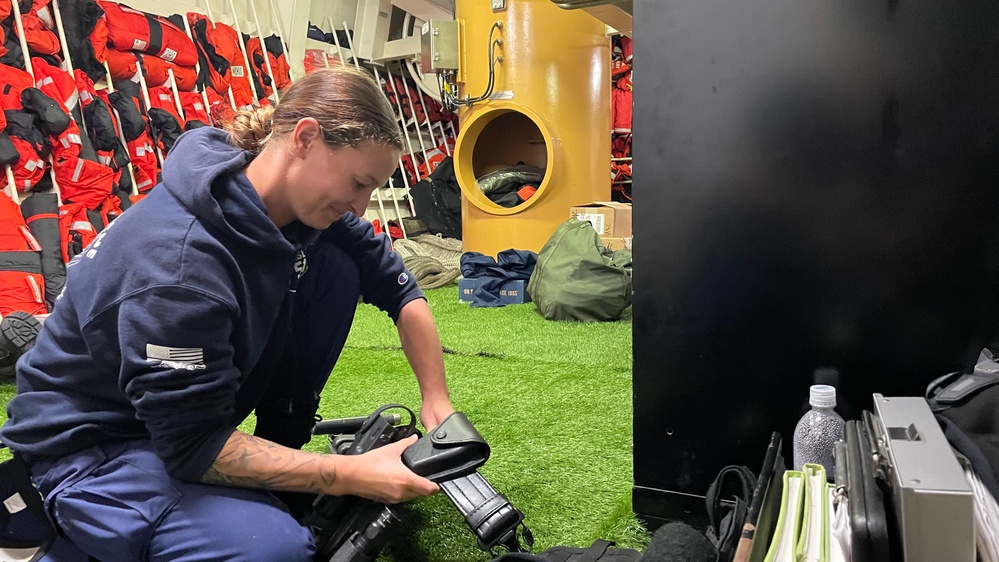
[411,156,462,240]
[926,347,999,500]
[490,539,641,562]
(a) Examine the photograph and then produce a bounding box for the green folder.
[794,463,830,562]
[763,470,805,562]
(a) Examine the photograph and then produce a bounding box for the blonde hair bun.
[226,105,276,154]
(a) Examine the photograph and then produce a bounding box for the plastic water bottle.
[792,384,845,474]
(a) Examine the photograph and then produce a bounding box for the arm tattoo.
[199,431,338,493]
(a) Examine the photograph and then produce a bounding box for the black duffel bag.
[491,539,641,562]
[926,347,999,500]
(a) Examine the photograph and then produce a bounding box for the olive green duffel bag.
[527,218,632,322]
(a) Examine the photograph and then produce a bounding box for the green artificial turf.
[0,285,646,560]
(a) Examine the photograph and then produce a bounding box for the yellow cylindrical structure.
[454,0,610,257]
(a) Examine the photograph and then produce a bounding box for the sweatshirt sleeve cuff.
[166,425,237,482]
[391,291,427,324]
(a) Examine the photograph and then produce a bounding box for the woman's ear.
[289,118,322,157]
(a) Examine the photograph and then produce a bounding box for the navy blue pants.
[31,241,362,561]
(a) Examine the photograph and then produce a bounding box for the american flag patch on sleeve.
[146,344,204,365]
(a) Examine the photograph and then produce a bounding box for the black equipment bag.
[0,446,56,560]
[925,347,999,500]
[411,156,462,240]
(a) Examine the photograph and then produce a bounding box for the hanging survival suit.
[104,48,198,91]
[0,193,46,315]
[98,1,198,66]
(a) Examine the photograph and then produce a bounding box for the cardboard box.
[600,236,633,252]
[570,201,633,237]
[458,278,531,305]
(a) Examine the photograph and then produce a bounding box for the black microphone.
[639,522,718,562]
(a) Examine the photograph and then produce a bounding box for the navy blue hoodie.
[1,127,416,481]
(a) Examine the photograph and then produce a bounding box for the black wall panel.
[632,0,999,525]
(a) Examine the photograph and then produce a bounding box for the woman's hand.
[420,397,456,432]
[332,435,439,503]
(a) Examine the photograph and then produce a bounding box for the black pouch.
[0,449,55,560]
[402,412,490,482]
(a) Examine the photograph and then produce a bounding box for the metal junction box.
[871,395,975,562]
[420,20,459,73]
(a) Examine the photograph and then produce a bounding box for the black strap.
[926,348,999,412]
[0,252,43,274]
[144,13,163,58]
[705,465,755,531]
[705,464,755,559]
[440,472,533,555]
[578,539,614,562]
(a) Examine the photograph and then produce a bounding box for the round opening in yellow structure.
[455,105,559,216]
[453,0,610,256]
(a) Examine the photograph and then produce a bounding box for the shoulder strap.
[440,471,533,555]
[705,465,756,558]
[705,465,756,530]
[578,539,614,562]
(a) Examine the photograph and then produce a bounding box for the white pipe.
[398,62,445,162]
[370,65,409,234]
[5,167,21,204]
[412,50,458,142]
[180,14,217,126]
[369,175,389,229]
[401,59,450,154]
[50,0,73,74]
[319,35,389,232]
[12,0,61,205]
[384,65,430,173]
[50,0,85,133]
[133,61,167,166]
[10,0,34,76]
[265,0,295,81]
[325,16,345,66]
[340,13,402,227]
[380,66,421,202]
[201,1,239,110]
[397,76,432,167]
[247,0,279,102]
[167,68,186,121]
[103,62,140,196]
[383,69,419,171]
[341,21,361,70]
[225,0,261,105]
[45,164,62,206]
[349,63,388,231]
